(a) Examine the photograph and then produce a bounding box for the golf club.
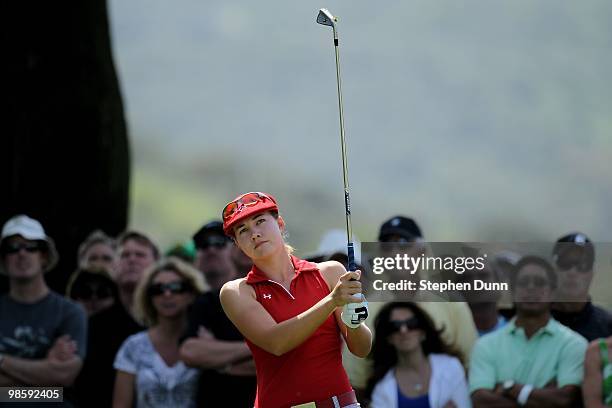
[316,8,355,272]
[317,8,367,328]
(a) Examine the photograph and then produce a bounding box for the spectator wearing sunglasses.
[470,256,587,408]
[366,302,470,408]
[180,220,256,408]
[113,257,205,408]
[551,233,612,341]
[219,192,371,408]
[77,229,119,274]
[192,220,238,289]
[81,230,159,408]
[68,266,120,406]
[0,215,87,398]
[66,267,118,317]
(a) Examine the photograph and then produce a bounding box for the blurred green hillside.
[118,0,612,279]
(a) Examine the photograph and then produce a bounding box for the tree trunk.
[1,0,130,294]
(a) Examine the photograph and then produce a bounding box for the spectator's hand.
[442,400,457,408]
[197,326,214,340]
[47,335,77,362]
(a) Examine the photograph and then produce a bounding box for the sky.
[107,0,612,258]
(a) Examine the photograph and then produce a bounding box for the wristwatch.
[517,384,534,405]
[502,380,515,396]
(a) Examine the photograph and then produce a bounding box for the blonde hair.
[133,257,206,326]
[77,230,117,266]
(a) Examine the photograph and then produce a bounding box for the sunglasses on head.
[148,281,193,297]
[516,276,549,289]
[2,241,43,255]
[389,317,421,333]
[222,192,275,221]
[73,284,113,300]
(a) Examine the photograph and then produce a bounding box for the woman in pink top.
[220,192,372,408]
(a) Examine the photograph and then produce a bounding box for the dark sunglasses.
[2,242,43,255]
[389,317,421,333]
[73,284,113,300]
[222,192,276,221]
[197,235,228,250]
[148,281,193,297]
[87,254,115,263]
[556,257,592,273]
[516,276,549,289]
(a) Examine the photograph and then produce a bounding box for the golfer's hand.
[341,294,369,329]
[330,270,362,307]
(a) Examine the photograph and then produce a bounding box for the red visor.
[222,192,279,236]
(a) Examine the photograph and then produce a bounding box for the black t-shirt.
[185,291,256,407]
[74,302,142,408]
[552,301,612,341]
[0,292,87,407]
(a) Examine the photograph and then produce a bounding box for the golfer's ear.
[277,215,286,231]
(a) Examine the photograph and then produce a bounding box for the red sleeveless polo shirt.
[245,256,352,408]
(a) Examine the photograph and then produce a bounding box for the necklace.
[396,362,430,394]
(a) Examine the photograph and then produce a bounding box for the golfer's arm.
[221,281,337,356]
[335,309,371,358]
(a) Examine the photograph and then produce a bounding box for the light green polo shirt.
[469,317,587,392]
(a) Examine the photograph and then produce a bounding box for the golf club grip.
[346,242,357,288]
[347,241,356,275]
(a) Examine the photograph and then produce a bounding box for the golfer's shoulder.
[317,260,346,284]
[220,277,255,302]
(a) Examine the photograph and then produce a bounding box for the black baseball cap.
[192,220,228,249]
[552,232,594,269]
[378,216,423,242]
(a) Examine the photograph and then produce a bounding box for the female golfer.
[220,192,372,408]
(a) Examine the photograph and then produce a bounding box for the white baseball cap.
[308,229,362,266]
[0,215,59,274]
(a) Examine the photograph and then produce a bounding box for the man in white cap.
[0,215,87,388]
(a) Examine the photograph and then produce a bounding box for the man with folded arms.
[470,256,587,407]
[0,215,86,400]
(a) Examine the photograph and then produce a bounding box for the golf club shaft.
[332,27,356,273]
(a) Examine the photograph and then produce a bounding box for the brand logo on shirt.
[263,294,272,299]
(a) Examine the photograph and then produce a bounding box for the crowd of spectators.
[0,213,610,407]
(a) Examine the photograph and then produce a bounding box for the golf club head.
[317,8,336,27]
